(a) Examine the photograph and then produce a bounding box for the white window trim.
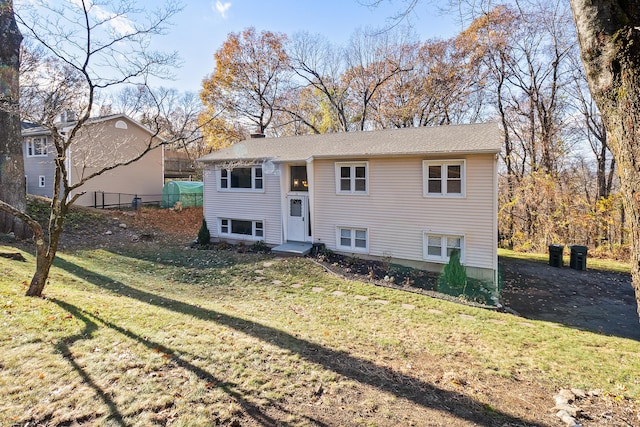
[335,161,369,195]
[26,137,48,157]
[336,226,369,253]
[217,165,265,193]
[423,232,465,264]
[219,218,265,240]
[38,176,46,188]
[423,159,466,197]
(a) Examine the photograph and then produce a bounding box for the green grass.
[498,248,631,274]
[2,244,639,426]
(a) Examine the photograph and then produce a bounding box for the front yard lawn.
[1,244,638,426]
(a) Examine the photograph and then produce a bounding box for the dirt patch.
[56,206,203,250]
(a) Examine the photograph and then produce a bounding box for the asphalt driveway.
[501,257,640,341]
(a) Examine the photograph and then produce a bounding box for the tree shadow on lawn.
[53,256,546,427]
[52,299,328,427]
[53,301,127,427]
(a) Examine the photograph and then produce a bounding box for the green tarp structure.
[161,181,203,208]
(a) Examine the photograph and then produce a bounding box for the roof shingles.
[198,122,501,163]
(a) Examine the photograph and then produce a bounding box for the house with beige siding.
[22,114,164,207]
[197,123,501,284]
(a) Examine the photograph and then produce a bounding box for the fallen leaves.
[43,314,73,323]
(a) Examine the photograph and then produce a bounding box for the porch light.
[302,180,308,188]
[293,179,300,187]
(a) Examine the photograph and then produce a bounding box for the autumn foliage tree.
[200,27,291,142]
[342,28,413,130]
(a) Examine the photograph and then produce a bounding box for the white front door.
[287,195,307,242]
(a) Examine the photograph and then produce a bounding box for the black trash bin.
[570,245,588,271]
[548,244,564,268]
[131,196,142,210]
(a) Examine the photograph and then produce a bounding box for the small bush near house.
[316,246,335,262]
[197,218,210,245]
[437,250,500,306]
[437,249,467,297]
[249,240,270,253]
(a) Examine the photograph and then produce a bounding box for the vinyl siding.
[68,119,164,206]
[23,117,164,207]
[312,155,496,271]
[203,165,282,245]
[23,139,56,198]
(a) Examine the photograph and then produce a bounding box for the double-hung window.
[335,162,368,194]
[219,166,263,191]
[336,227,368,253]
[26,137,48,157]
[220,218,264,239]
[424,233,464,263]
[423,160,465,197]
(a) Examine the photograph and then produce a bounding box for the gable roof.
[20,114,165,141]
[197,122,501,164]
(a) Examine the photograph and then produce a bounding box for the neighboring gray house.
[197,123,501,284]
[22,121,55,198]
[22,114,164,206]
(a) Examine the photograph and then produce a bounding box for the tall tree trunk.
[26,194,68,296]
[497,66,516,248]
[0,0,28,239]
[570,0,640,318]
